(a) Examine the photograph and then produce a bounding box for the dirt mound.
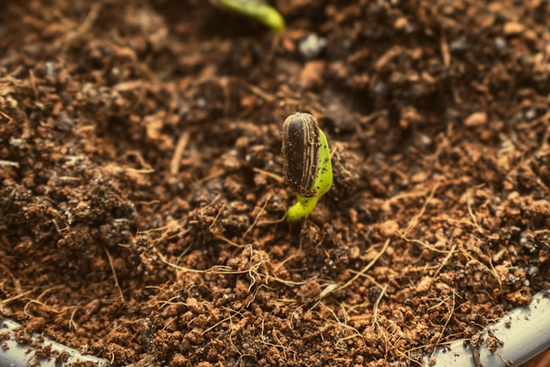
[1,1,549,366]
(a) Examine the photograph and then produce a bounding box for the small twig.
[336,239,391,294]
[170,131,190,176]
[124,150,153,171]
[55,2,102,48]
[103,247,125,303]
[208,202,244,248]
[469,332,484,367]
[247,84,276,102]
[430,291,456,351]
[435,244,457,276]
[29,70,38,100]
[402,182,440,238]
[372,285,387,327]
[241,194,271,241]
[69,307,79,331]
[321,303,365,348]
[0,110,13,123]
[195,169,224,186]
[441,30,450,68]
[516,110,550,130]
[253,167,284,184]
[467,190,484,233]
[0,160,19,168]
[399,235,451,254]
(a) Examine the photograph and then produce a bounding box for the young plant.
[282,112,333,223]
[210,0,285,34]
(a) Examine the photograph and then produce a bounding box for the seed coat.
[282,113,321,197]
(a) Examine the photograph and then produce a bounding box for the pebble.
[298,33,327,59]
[494,37,507,51]
[393,17,414,33]
[373,80,388,96]
[464,111,487,127]
[299,61,324,89]
[503,21,525,35]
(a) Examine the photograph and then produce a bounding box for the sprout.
[282,112,333,222]
[210,0,285,34]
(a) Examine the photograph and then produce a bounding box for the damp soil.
[1,1,550,366]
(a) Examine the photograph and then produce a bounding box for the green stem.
[287,194,320,223]
[286,128,333,223]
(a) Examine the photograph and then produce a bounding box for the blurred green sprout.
[210,0,285,33]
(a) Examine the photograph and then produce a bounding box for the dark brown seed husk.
[282,112,320,197]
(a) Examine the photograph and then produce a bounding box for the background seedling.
[210,0,285,33]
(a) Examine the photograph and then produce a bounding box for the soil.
[1,0,549,366]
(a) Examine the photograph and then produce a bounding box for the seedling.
[210,0,285,34]
[282,112,333,222]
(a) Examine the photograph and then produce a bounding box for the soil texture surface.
[1,0,550,366]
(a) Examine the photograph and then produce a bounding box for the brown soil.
[1,0,549,366]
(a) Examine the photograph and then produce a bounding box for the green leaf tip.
[282,112,333,222]
[210,0,286,34]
